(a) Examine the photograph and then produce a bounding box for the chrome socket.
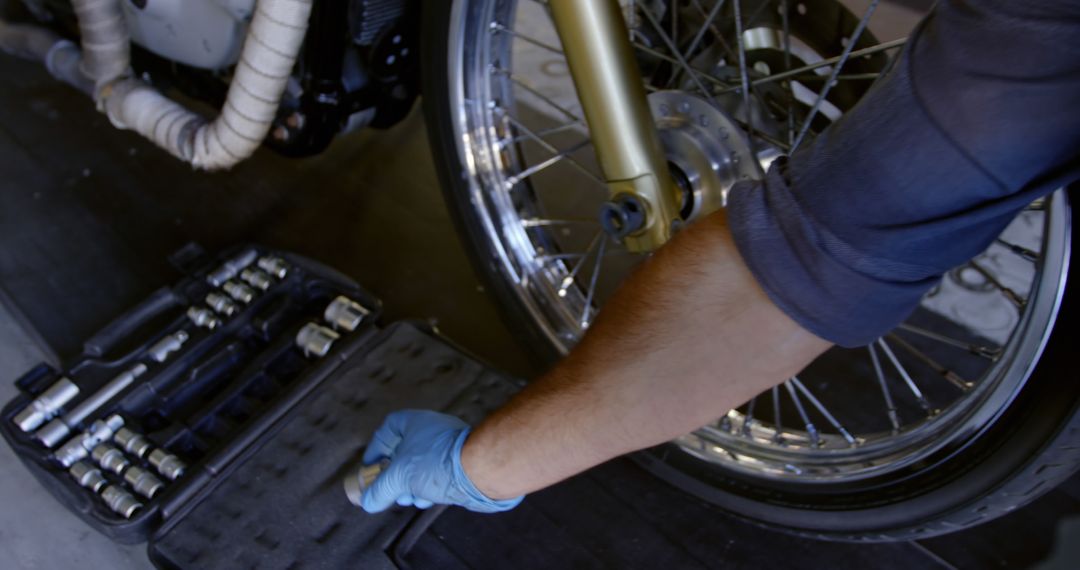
[206,249,258,287]
[186,306,221,330]
[92,444,130,475]
[296,323,340,358]
[13,377,80,433]
[240,268,272,291]
[324,296,370,333]
[205,292,239,317]
[69,461,107,493]
[223,280,255,305]
[124,466,165,499]
[54,415,125,468]
[257,256,288,279]
[35,365,146,449]
[147,330,190,363]
[114,427,153,459]
[102,485,142,519]
[343,459,389,508]
[148,448,186,481]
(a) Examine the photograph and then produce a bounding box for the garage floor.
[0,39,1078,569]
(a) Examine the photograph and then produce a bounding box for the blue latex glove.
[360,410,524,513]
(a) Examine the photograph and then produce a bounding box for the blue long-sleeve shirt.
[727,0,1080,347]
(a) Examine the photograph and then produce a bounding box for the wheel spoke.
[495,67,584,123]
[790,377,857,446]
[771,385,783,443]
[868,344,902,434]
[558,232,602,298]
[637,4,723,106]
[781,0,795,145]
[742,396,757,436]
[491,22,563,55]
[508,120,585,145]
[784,380,820,446]
[996,239,1039,263]
[886,334,972,391]
[580,237,608,328]
[877,338,932,413]
[521,217,599,228]
[503,113,606,186]
[504,139,592,189]
[714,38,907,95]
[969,260,1028,309]
[791,0,881,152]
[897,323,1002,360]
[733,0,764,177]
[674,0,729,88]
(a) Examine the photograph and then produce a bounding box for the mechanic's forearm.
[461,211,831,500]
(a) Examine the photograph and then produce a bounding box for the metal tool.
[92,444,130,475]
[240,268,272,291]
[147,330,190,363]
[12,377,80,433]
[257,256,288,279]
[186,306,221,330]
[344,459,390,507]
[101,485,142,519]
[223,280,255,304]
[123,466,165,499]
[53,414,125,467]
[206,249,258,287]
[69,461,107,493]
[35,363,146,448]
[148,448,186,481]
[324,296,370,333]
[205,292,239,317]
[114,427,153,458]
[296,323,340,358]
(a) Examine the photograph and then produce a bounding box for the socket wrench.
[148,448,186,481]
[205,292,239,317]
[114,427,153,459]
[101,485,142,518]
[147,330,190,363]
[35,364,145,449]
[53,414,125,468]
[69,461,108,493]
[257,256,288,279]
[223,280,255,304]
[12,377,80,433]
[123,466,164,499]
[186,306,221,330]
[240,268,272,291]
[324,296,370,332]
[206,249,258,287]
[344,459,390,507]
[296,323,340,358]
[91,444,130,475]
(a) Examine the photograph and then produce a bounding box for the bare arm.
[461,210,831,500]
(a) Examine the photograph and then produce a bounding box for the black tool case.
[0,246,522,568]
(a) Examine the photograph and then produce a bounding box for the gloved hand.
[360,410,524,514]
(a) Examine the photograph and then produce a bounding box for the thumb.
[360,463,405,513]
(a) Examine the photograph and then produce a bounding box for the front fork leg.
[549,0,682,253]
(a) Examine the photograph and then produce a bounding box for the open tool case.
[0,246,523,568]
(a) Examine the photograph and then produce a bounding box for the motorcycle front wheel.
[422,0,1078,541]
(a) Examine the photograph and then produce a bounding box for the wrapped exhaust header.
[70,0,313,170]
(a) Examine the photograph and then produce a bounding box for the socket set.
[0,245,382,544]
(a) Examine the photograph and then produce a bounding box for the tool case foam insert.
[1,245,522,567]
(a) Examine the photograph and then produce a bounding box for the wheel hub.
[647,91,760,222]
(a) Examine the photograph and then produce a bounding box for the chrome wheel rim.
[445,0,1072,482]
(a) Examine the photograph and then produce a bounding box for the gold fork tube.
[548,0,681,252]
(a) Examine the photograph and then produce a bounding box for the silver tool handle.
[343,459,390,507]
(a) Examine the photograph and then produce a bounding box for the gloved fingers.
[360,465,406,514]
[396,494,416,507]
[363,413,411,464]
[413,498,435,509]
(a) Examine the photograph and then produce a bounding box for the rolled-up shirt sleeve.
[726,0,1080,347]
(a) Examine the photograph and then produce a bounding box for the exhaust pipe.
[3,0,313,171]
[0,19,93,94]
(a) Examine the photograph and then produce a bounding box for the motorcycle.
[0,0,1075,542]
